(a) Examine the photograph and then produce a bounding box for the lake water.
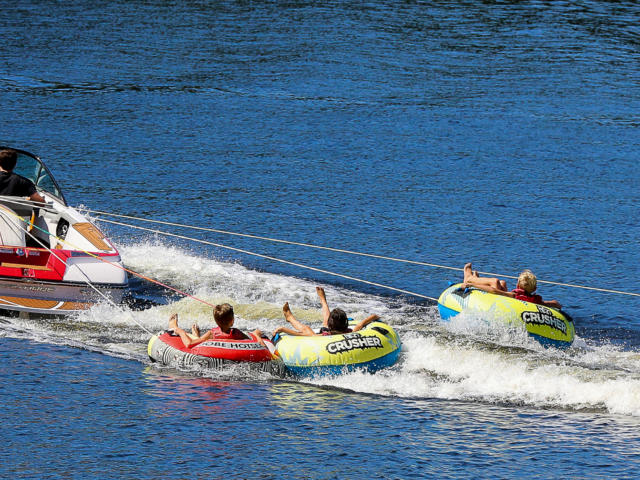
[1,1,639,478]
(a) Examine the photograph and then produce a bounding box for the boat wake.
[2,240,639,417]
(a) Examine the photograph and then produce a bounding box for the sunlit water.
[1,0,639,478]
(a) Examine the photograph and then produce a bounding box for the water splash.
[2,239,639,416]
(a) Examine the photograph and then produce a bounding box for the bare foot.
[463,263,473,283]
[191,324,200,337]
[168,313,178,330]
[283,302,295,323]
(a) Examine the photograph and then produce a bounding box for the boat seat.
[0,204,27,247]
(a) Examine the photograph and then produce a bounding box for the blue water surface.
[1,1,639,478]
[3,338,640,479]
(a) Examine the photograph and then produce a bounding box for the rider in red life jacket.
[511,287,544,305]
[168,303,265,348]
[209,325,248,340]
[272,286,380,338]
[461,263,562,310]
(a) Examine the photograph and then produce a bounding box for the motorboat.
[0,146,127,315]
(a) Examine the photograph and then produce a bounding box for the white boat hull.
[0,277,126,314]
[0,147,129,315]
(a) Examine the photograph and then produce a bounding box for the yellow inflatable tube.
[274,319,402,377]
[438,283,574,348]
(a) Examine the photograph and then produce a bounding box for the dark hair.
[0,149,18,171]
[327,308,348,333]
[213,303,234,328]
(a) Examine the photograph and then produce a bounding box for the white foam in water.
[120,241,392,321]
[312,334,640,417]
[443,309,534,348]
[3,239,640,417]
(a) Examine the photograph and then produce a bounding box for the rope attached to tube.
[92,217,439,301]
[86,209,640,299]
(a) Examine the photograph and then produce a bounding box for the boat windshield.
[10,149,65,204]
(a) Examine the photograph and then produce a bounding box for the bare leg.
[316,286,331,327]
[168,313,196,348]
[463,263,474,283]
[188,323,200,341]
[283,302,314,336]
[168,313,179,330]
[463,263,506,291]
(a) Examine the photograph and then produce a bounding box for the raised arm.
[352,314,380,332]
[316,286,331,327]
